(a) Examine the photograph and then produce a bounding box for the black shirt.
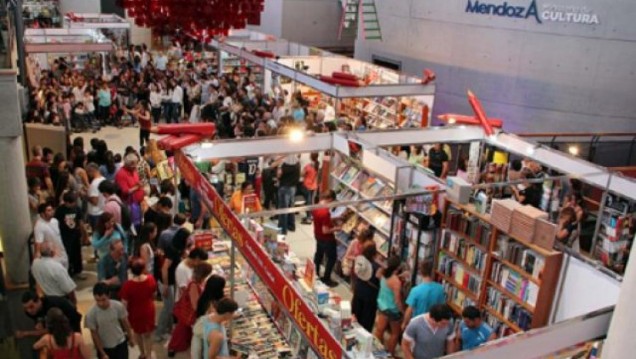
[279,162,300,187]
[354,262,380,299]
[144,207,172,235]
[238,157,259,184]
[163,245,182,285]
[27,296,82,332]
[428,148,449,178]
[54,205,82,242]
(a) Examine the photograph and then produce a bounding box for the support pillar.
[602,234,636,357]
[0,70,31,285]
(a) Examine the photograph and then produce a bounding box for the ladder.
[338,0,382,41]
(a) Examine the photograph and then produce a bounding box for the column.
[0,70,31,285]
[601,234,636,357]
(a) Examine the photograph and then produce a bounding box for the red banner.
[174,150,342,359]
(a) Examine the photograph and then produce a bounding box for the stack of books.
[510,205,549,243]
[491,199,522,233]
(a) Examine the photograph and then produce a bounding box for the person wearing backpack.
[99,179,134,249]
[351,242,381,333]
[33,308,91,359]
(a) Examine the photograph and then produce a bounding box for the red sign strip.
[174,150,343,359]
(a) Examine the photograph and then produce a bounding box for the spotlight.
[568,145,579,156]
[289,128,304,143]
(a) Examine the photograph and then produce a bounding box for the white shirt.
[31,257,76,296]
[175,261,193,298]
[222,96,233,108]
[155,55,168,71]
[171,85,184,104]
[150,91,162,108]
[88,177,106,216]
[272,106,286,122]
[34,217,69,268]
[324,104,336,122]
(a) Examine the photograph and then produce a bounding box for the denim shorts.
[380,309,402,322]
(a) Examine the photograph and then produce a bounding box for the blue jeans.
[155,282,174,339]
[170,103,182,123]
[277,185,296,234]
[299,185,315,220]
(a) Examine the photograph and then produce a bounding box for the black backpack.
[108,197,132,231]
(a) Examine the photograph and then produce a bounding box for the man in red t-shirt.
[25,146,54,195]
[312,190,340,287]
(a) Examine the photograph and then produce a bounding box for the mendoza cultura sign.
[465,0,600,25]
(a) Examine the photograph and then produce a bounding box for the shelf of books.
[330,152,395,258]
[594,196,634,270]
[339,97,427,129]
[436,199,563,337]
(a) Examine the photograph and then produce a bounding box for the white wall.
[59,0,101,14]
[248,0,284,37]
[125,15,152,47]
[355,0,636,133]
[252,0,355,48]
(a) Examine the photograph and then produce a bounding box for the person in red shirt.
[115,153,145,231]
[300,153,319,225]
[125,100,152,147]
[26,145,54,195]
[312,190,340,287]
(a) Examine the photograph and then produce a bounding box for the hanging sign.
[174,150,343,359]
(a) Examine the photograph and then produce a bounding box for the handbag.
[173,282,199,326]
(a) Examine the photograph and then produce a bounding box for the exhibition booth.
[209,31,436,128]
[162,122,632,357]
[63,12,131,47]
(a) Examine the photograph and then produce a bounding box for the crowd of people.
[26,40,356,147]
[19,40,590,359]
[23,123,241,357]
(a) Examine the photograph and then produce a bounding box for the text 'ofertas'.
[465,0,600,25]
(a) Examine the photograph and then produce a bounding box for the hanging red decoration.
[120,0,264,37]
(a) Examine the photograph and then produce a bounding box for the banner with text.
[174,150,343,359]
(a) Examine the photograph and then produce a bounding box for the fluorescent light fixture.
[526,146,536,155]
[201,142,214,149]
[448,117,457,124]
[289,128,304,143]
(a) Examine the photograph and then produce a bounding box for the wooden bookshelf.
[486,280,535,312]
[434,270,480,302]
[437,199,563,335]
[484,305,523,333]
[439,248,483,276]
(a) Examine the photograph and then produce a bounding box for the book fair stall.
[156,108,634,356]
[211,31,436,129]
[23,27,115,76]
[63,12,131,47]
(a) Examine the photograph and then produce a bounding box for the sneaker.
[321,278,339,288]
[301,218,312,225]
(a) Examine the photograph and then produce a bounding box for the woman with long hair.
[91,211,126,259]
[120,258,157,359]
[373,255,405,356]
[191,275,227,358]
[168,262,213,355]
[136,222,157,275]
[33,308,91,358]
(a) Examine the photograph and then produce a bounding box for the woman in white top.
[149,83,163,124]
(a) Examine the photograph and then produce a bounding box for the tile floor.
[70,126,353,358]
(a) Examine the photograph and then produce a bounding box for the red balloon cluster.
[116,0,264,37]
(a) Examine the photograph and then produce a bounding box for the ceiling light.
[289,128,304,143]
[568,145,579,156]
